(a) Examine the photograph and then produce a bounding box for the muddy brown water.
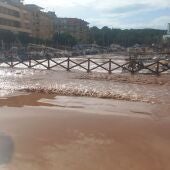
[0,92,170,170]
[0,67,170,170]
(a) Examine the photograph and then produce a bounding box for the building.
[46,11,58,36]
[25,4,55,40]
[163,23,170,41]
[127,44,154,54]
[0,0,31,34]
[0,1,90,42]
[55,18,89,42]
[168,23,170,35]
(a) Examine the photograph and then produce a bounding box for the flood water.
[0,66,170,170]
[0,67,170,104]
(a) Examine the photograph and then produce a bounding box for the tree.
[52,33,77,47]
[89,27,166,47]
[17,32,31,45]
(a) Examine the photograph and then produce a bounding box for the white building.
[167,23,170,35]
[163,23,170,40]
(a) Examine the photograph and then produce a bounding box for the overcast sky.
[24,0,170,30]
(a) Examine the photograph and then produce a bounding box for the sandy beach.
[0,67,170,170]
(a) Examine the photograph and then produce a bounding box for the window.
[0,17,20,28]
[0,6,20,17]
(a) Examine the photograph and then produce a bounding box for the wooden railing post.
[47,55,50,70]
[28,55,31,68]
[67,57,70,71]
[109,59,112,74]
[131,59,135,75]
[10,55,13,68]
[156,59,160,76]
[87,58,90,73]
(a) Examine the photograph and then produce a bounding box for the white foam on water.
[0,67,169,104]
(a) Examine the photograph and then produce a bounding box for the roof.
[25,4,44,11]
[2,0,21,7]
[56,17,89,25]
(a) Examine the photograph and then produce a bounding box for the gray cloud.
[110,4,150,14]
[24,0,170,29]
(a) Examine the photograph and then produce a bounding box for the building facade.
[163,23,170,41]
[167,23,170,35]
[55,18,89,42]
[0,0,31,34]
[26,4,55,40]
[0,1,90,42]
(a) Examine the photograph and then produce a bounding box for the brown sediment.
[77,73,170,85]
[0,93,170,170]
[0,93,56,107]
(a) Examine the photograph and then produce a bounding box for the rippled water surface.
[0,67,170,104]
[0,65,170,170]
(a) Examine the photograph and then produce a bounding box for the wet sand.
[0,93,170,170]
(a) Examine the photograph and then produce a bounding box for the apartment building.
[55,18,89,42]
[0,0,31,34]
[163,23,170,41]
[0,1,90,42]
[25,4,55,40]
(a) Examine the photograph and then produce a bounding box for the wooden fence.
[0,55,169,75]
